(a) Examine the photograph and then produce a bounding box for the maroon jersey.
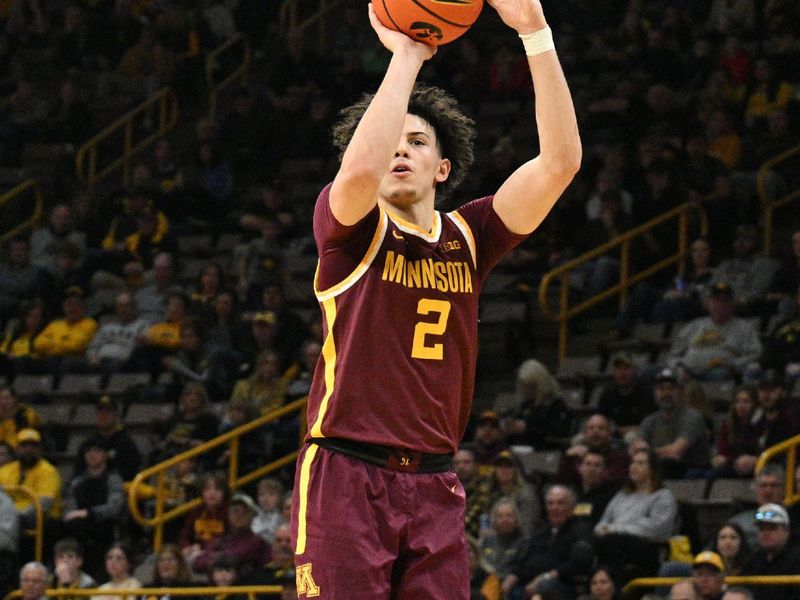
[307,184,525,454]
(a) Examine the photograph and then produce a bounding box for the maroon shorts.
[290,443,469,599]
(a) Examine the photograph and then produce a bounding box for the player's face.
[380,114,451,209]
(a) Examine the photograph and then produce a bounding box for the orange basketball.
[372,0,484,46]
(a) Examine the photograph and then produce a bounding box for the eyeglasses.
[754,510,785,522]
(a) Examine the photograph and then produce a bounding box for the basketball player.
[290,0,580,597]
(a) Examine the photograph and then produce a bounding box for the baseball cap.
[17,428,41,444]
[709,281,734,299]
[229,492,258,514]
[96,395,119,412]
[477,410,500,426]
[252,311,277,325]
[610,351,635,367]
[494,450,516,466]
[754,503,790,526]
[655,368,679,384]
[758,368,784,389]
[692,551,724,572]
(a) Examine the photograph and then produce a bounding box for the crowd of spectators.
[0,0,798,598]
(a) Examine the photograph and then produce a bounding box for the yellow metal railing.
[206,33,251,120]
[0,179,43,244]
[279,0,343,53]
[758,142,800,256]
[128,397,307,551]
[624,575,800,599]
[755,433,800,505]
[538,201,708,364]
[5,585,284,599]
[0,484,43,561]
[75,87,179,188]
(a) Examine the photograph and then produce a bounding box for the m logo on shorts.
[296,563,320,597]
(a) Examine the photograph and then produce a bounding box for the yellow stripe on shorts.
[295,443,319,555]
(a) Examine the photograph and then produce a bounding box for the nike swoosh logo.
[392,230,404,240]
[450,484,457,493]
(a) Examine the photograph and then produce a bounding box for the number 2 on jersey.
[411,299,451,360]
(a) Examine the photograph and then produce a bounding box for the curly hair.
[331,84,476,201]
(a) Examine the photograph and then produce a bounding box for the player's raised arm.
[328,4,436,226]
[488,0,582,235]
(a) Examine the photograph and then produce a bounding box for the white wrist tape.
[519,27,555,56]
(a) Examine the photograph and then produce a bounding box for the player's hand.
[368,3,436,61]
[486,0,547,35]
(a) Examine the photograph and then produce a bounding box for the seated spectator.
[31,286,98,380]
[480,497,530,581]
[92,542,141,600]
[29,204,86,278]
[155,382,220,464]
[162,316,234,402]
[556,413,629,488]
[454,447,494,541]
[74,395,142,482]
[691,551,726,600]
[0,237,50,326]
[573,451,620,527]
[251,477,285,545]
[144,544,196,594]
[215,398,269,474]
[501,485,595,599]
[707,385,762,484]
[208,553,244,599]
[179,471,229,566]
[634,368,711,478]
[762,229,800,327]
[190,492,270,579]
[0,298,46,381]
[469,535,502,600]
[596,352,657,439]
[744,59,795,129]
[575,189,634,300]
[0,428,61,528]
[668,281,763,381]
[488,450,541,538]
[134,291,187,377]
[729,465,786,549]
[594,450,679,583]
[499,358,574,450]
[468,410,509,473]
[228,350,290,416]
[188,262,226,321]
[712,522,752,575]
[614,237,715,339]
[284,339,322,402]
[761,285,800,377]
[235,218,286,308]
[0,384,39,450]
[84,291,149,385]
[245,523,294,586]
[577,565,620,600]
[18,561,49,600]
[50,538,97,592]
[59,436,125,578]
[740,503,800,600]
[239,311,281,372]
[729,370,800,480]
[710,225,780,320]
[117,208,177,272]
[134,251,182,325]
[0,486,18,593]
